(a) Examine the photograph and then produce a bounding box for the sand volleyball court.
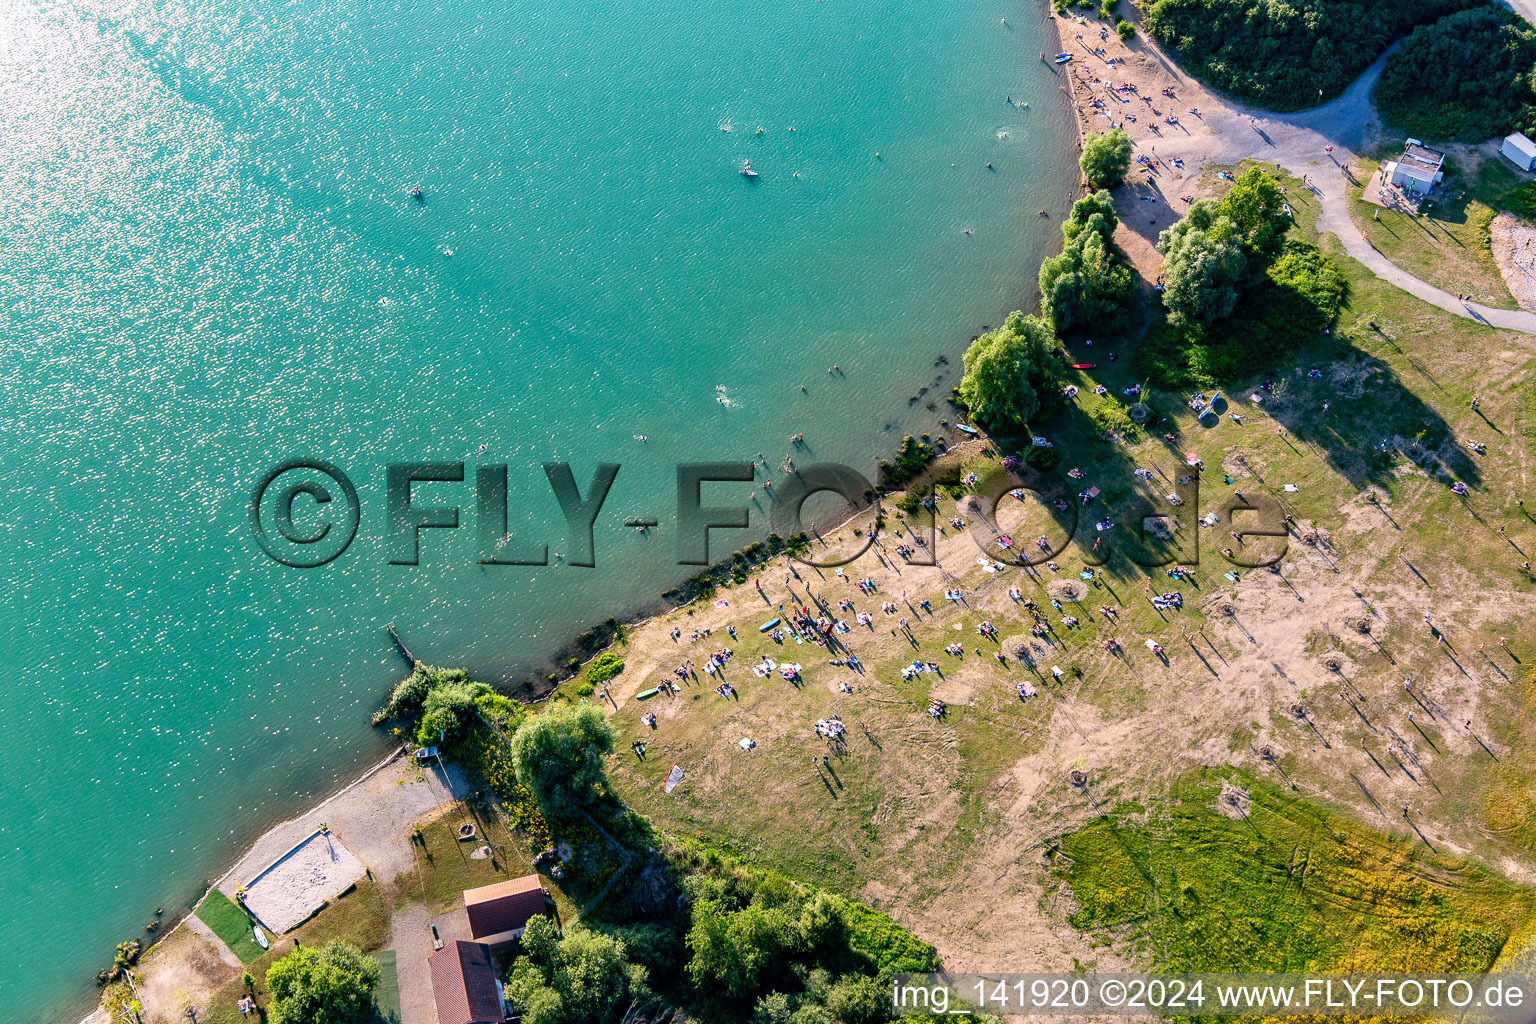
[241,828,366,934]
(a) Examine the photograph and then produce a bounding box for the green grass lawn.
[392,804,579,922]
[193,889,265,964]
[1057,769,1536,972]
[371,950,401,1024]
[193,880,394,1024]
[1348,148,1524,309]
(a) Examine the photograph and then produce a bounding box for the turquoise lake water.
[0,0,1075,1016]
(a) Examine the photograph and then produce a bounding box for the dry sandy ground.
[241,829,368,934]
[217,748,468,895]
[608,454,1536,979]
[1491,212,1536,311]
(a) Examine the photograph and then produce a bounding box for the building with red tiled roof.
[464,875,551,948]
[428,940,508,1024]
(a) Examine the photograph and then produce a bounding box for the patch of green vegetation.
[1142,0,1480,110]
[395,810,534,910]
[1374,6,1536,141]
[878,434,940,489]
[1510,183,1536,220]
[586,650,625,684]
[370,951,400,1024]
[1059,770,1536,973]
[194,889,266,965]
[1138,239,1345,388]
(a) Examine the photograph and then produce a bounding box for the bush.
[1143,0,1481,109]
[956,312,1062,434]
[877,435,937,489]
[373,664,467,724]
[1374,6,1536,141]
[586,651,625,685]
[1116,18,1135,38]
[1079,128,1132,189]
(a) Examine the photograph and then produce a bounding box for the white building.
[1502,132,1536,172]
[1385,139,1445,194]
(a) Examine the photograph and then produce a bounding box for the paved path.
[1131,32,1536,334]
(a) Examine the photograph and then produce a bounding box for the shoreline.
[68,26,1091,1022]
[67,745,414,1024]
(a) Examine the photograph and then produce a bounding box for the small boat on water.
[740,160,759,178]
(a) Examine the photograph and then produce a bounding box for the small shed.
[1387,139,1446,194]
[1503,133,1536,171]
[464,875,552,948]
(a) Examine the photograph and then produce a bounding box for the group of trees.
[503,846,939,1024]
[1374,5,1536,140]
[1156,166,1289,326]
[507,917,653,1024]
[1141,167,1345,386]
[1039,190,1137,334]
[956,131,1139,437]
[1143,0,1480,109]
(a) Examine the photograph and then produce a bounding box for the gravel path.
[1093,15,1536,335]
[387,903,439,1024]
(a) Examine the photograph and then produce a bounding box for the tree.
[1079,128,1132,189]
[265,941,379,1024]
[1157,200,1248,325]
[1039,228,1136,333]
[955,312,1061,434]
[1217,167,1289,253]
[1161,230,1247,324]
[1062,190,1118,244]
[686,900,801,999]
[415,678,493,747]
[506,917,652,1024]
[510,703,615,815]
